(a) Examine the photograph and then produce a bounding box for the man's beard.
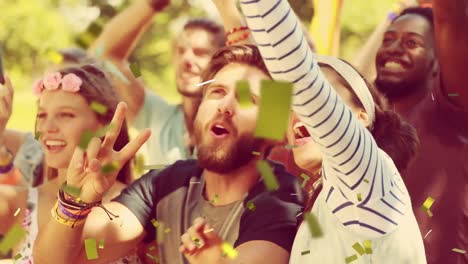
[375,76,425,101]
[194,123,265,173]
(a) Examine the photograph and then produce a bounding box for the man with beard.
[374,3,468,264]
[33,45,304,264]
[89,0,226,165]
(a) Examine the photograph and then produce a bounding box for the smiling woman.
[0,64,142,263]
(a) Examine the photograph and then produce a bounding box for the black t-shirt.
[114,159,305,263]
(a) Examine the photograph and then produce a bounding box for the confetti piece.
[13,208,20,217]
[94,124,115,138]
[101,162,119,174]
[448,93,459,97]
[13,253,22,260]
[363,240,372,254]
[301,250,310,255]
[149,246,156,251]
[352,242,365,255]
[45,49,64,64]
[143,164,168,170]
[98,240,104,249]
[345,254,358,263]
[246,201,256,211]
[151,219,159,228]
[363,179,369,184]
[300,173,311,188]
[304,213,323,237]
[129,63,141,78]
[452,248,466,254]
[424,229,432,239]
[421,196,435,217]
[236,80,253,108]
[0,224,27,255]
[164,228,171,234]
[210,194,219,205]
[104,60,129,83]
[156,222,165,244]
[431,93,435,101]
[190,181,201,184]
[196,79,215,87]
[34,131,42,140]
[79,130,94,150]
[257,160,279,192]
[204,228,214,234]
[94,45,105,58]
[254,80,293,140]
[90,101,108,114]
[252,151,261,156]
[284,144,298,149]
[61,183,81,197]
[357,193,362,202]
[221,242,238,259]
[146,253,160,263]
[84,238,98,260]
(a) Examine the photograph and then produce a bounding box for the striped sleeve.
[240,0,411,238]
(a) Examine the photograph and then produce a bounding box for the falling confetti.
[84,238,98,260]
[0,224,27,255]
[246,201,256,211]
[90,101,108,114]
[257,160,279,192]
[301,250,310,255]
[164,228,171,234]
[284,144,299,149]
[363,179,369,184]
[352,242,365,255]
[196,79,215,87]
[34,131,42,140]
[13,253,22,260]
[13,208,21,217]
[345,254,358,263]
[221,242,238,259]
[236,80,254,108]
[129,63,142,78]
[304,213,323,237]
[151,219,159,228]
[448,93,459,97]
[300,173,311,188]
[79,130,94,150]
[424,229,432,239]
[146,253,160,263]
[45,49,64,64]
[61,183,81,197]
[210,194,219,205]
[101,162,119,174]
[252,151,261,156]
[363,240,372,254]
[254,80,293,140]
[357,193,362,202]
[98,240,104,249]
[143,164,168,170]
[452,248,466,254]
[421,196,435,217]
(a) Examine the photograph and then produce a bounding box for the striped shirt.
[240,0,418,239]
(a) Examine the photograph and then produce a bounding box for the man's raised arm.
[433,0,468,108]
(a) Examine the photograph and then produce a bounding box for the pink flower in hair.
[32,79,44,97]
[61,73,82,92]
[43,72,62,90]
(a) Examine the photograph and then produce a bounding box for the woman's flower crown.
[32,72,82,97]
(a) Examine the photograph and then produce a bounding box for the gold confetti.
[421,196,435,217]
[221,242,238,259]
[301,250,310,255]
[452,248,466,254]
[90,101,108,114]
[363,240,372,254]
[246,201,256,211]
[352,242,365,255]
[252,151,261,156]
[13,208,21,217]
[345,254,358,263]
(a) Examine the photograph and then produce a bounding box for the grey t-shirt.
[114,159,305,264]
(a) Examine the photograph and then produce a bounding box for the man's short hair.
[183,18,226,48]
[394,7,434,30]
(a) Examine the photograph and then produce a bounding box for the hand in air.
[66,102,151,203]
[0,77,13,138]
[180,217,225,264]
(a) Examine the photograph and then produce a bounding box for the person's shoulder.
[136,159,203,190]
[247,161,305,209]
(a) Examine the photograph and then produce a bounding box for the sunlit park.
[2,0,398,131]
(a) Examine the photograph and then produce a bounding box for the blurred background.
[0,0,397,131]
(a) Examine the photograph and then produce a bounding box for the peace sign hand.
[66,102,151,203]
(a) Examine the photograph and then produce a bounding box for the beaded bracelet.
[57,201,90,220]
[51,202,86,228]
[225,26,249,37]
[226,32,250,46]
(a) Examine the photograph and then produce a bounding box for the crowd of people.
[0,0,466,263]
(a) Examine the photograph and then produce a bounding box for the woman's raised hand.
[66,102,151,203]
